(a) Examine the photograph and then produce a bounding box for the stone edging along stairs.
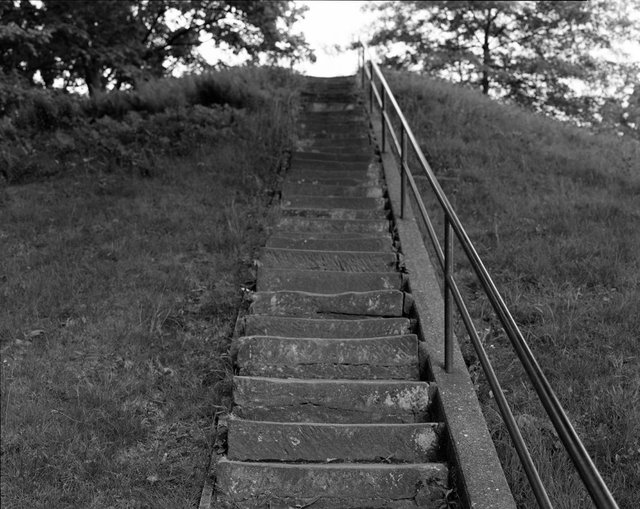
[207,76,451,508]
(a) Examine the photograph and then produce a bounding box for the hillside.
[1,66,638,508]
[0,68,301,507]
[387,71,640,507]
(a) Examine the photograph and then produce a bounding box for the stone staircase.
[213,76,450,508]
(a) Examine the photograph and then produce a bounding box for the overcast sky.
[293,1,377,76]
[198,1,640,77]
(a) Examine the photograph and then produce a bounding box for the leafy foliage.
[367,0,640,136]
[0,0,312,95]
[0,67,298,184]
[386,70,639,507]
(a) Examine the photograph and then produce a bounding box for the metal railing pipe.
[444,217,454,373]
[359,42,619,509]
[400,126,406,218]
[381,85,386,152]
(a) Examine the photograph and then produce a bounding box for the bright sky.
[293,1,377,77]
[198,1,640,77]
[197,1,376,76]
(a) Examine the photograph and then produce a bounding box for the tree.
[367,1,638,128]
[0,0,312,96]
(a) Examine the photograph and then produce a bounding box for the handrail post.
[380,84,386,153]
[400,126,406,219]
[360,47,364,88]
[368,61,374,114]
[444,216,454,373]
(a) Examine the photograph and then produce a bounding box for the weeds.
[0,66,298,184]
[0,66,298,507]
[388,71,640,507]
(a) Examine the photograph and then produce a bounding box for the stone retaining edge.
[370,116,517,509]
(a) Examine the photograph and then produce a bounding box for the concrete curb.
[370,118,517,508]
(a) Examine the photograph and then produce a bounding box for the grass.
[385,71,640,508]
[0,67,296,184]
[0,67,298,507]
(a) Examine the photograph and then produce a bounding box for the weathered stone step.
[215,459,448,508]
[299,136,368,146]
[266,235,392,252]
[300,139,370,151]
[287,174,381,187]
[275,217,388,234]
[291,163,376,177]
[260,248,396,272]
[282,182,383,198]
[298,149,373,159]
[227,418,444,463]
[270,230,391,240]
[294,151,372,163]
[243,315,412,338]
[233,377,436,423]
[283,195,385,211]
[287,169,380,185]
[233,334,419,379]
[300,127,366,138]
[302,130,368,140]
[303,104,359,113]
[300,118,364,127]
[250,290,405,318]
[281,207,387,221]
[300,93,358,102]
[301,90,356,97]
[299,111,364,119]
[288,165,380,178]
[257,268,401,293]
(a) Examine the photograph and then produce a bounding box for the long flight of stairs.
[213,76,450,508]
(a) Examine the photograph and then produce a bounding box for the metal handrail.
[359,43,618,509]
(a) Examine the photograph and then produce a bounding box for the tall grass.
[386,71,640,507]
[0,67,298,184]
[0,66,299,507]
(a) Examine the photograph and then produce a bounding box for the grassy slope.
[0,69,298,507]
[387,71,640,507]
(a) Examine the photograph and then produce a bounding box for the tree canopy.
[367,0,640,136]
[0,0,312,95]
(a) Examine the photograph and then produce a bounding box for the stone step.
[300,118,364,126]
[270,230,391,239]
[301,92,357,97]
[282,182,384,198]
[227,418,444,463]
[243,315,412,338]
[283,195,386,211]
[249,290,405,318]
[298,144,371,155]
[260,248,397,272]
[301,131,368,140]
[215,459,449,509]
[286,174,381,187]
[232,377,437,423]
[257,268,402,293]
[299,139,370,151]
[299,110,364,119]
[233,334,419,379]
[266,235,392,252]
[291,162,376,176]
[287,169,380,184]
[300,92,358,100]
[293,151,372,164]
[281,207,387,221]
[275,217,389,234]
[301,127,365,137]
[299,102,362,111]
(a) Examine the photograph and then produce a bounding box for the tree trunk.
[481,9,492,95]
[84,65,105,97]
